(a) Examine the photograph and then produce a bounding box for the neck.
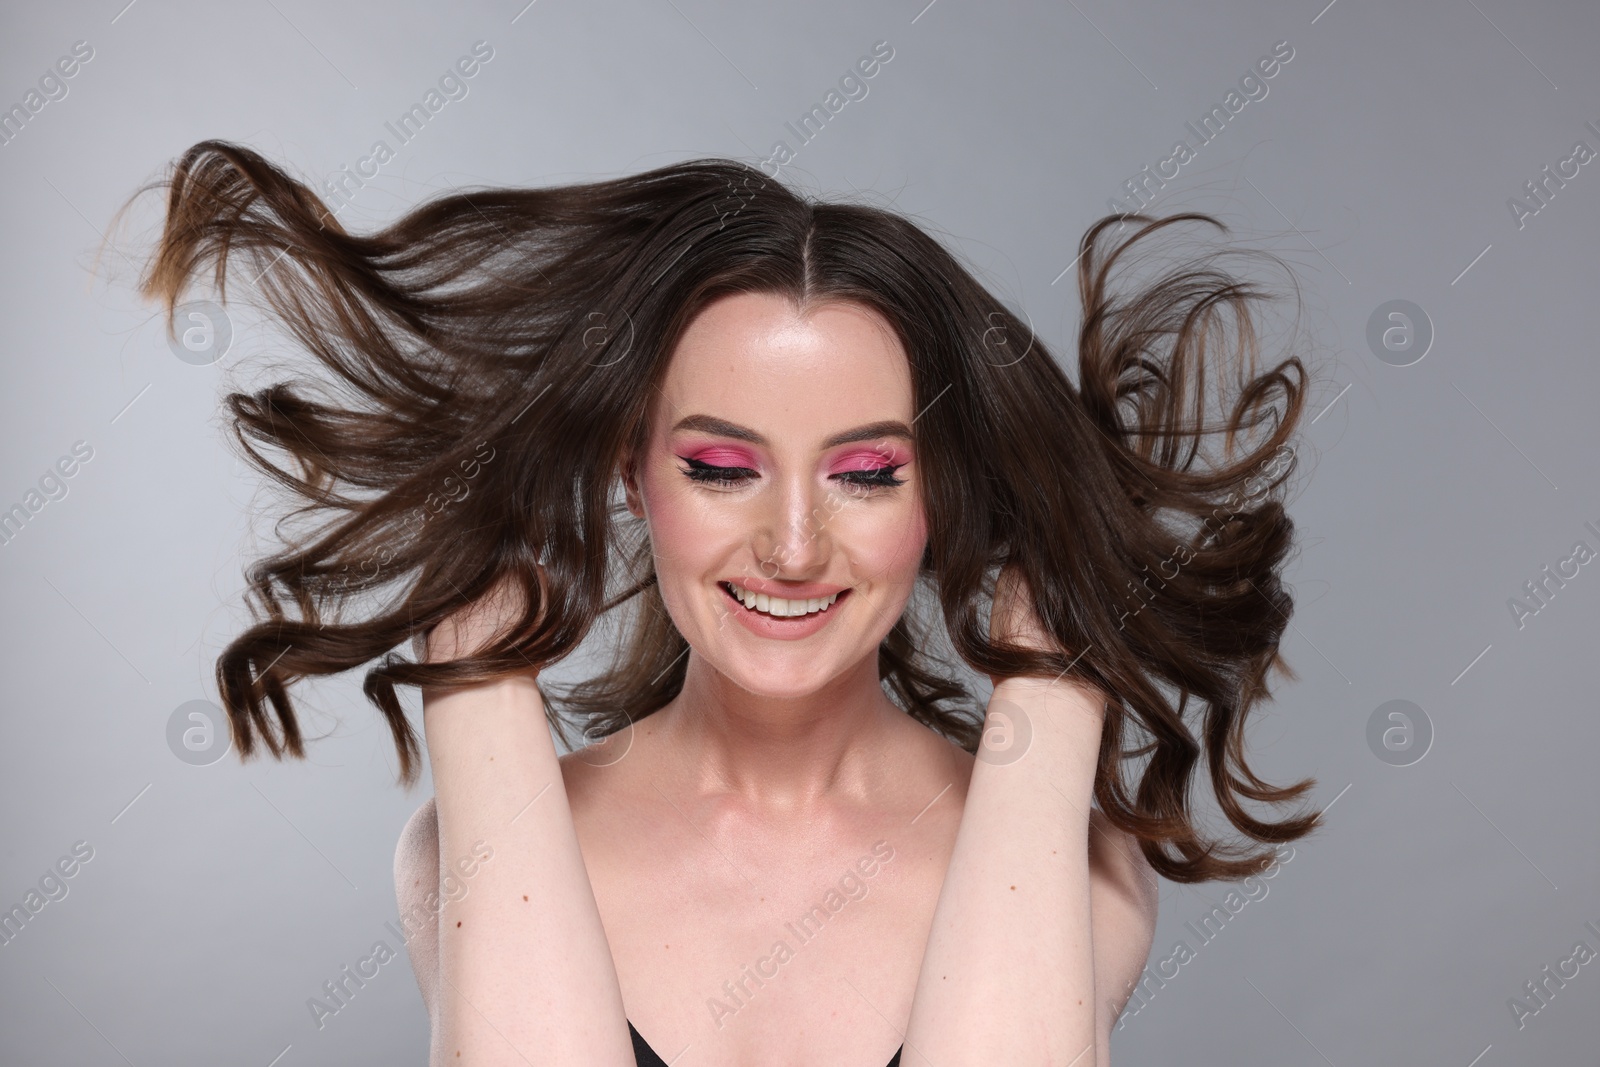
[656,648,900,811]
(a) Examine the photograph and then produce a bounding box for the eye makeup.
[679,455,756,486]
[672,436,912,490]
[826,443,911,476]
[680,444,760,469]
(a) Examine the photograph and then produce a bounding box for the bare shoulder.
[1087,807,1160,1034]
[393,794,441,1020]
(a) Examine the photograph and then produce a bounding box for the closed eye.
[834,465,906,490]
[679,456,757,486]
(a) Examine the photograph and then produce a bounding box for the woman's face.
[624,291,928,698]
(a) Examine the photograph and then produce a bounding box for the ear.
[621,451,646,519]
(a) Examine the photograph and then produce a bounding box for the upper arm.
[394,795,442,1023]
[1087,808,1160,1062]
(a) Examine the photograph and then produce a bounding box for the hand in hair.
[988,562,1054,658]
[989,563,1107,708]
[419,564,548,668]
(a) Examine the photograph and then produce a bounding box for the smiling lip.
[722,576,850,600]
[718,580,850,638]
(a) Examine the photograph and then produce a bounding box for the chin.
[713,644,848,699]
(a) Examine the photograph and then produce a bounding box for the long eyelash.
[677,458,907,490]
[837,465,906,489]
[679,456,757,485]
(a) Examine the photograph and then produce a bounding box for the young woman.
[129,142,1322,1065]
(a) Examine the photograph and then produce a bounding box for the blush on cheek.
[637,453,733,608]
[862,502,928,585]
[640,463,696,545]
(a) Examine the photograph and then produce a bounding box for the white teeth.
[727,583,840,617]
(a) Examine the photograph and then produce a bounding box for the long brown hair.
[124,140,1322,883]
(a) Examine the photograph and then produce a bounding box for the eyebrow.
[670,414,914,449]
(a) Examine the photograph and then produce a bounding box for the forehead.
[652,291,914,439]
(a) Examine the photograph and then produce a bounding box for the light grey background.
[2,0,1597,1064]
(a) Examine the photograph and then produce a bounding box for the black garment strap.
[628,1019,903,1066]
[629,1020,671,1067]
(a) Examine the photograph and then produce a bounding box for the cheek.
[842,494,927,580]
[890,506,929,573]
[638,466,741,578]
[639,470,697,560]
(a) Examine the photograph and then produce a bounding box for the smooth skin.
[397,292,1159,1066]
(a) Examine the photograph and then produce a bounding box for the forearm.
[424,673,634,1066]
[904,676,1105,1065]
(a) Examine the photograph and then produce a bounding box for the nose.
[749,471,836,580]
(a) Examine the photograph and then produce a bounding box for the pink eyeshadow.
[828,445,910,474]
[682,445,759,468]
